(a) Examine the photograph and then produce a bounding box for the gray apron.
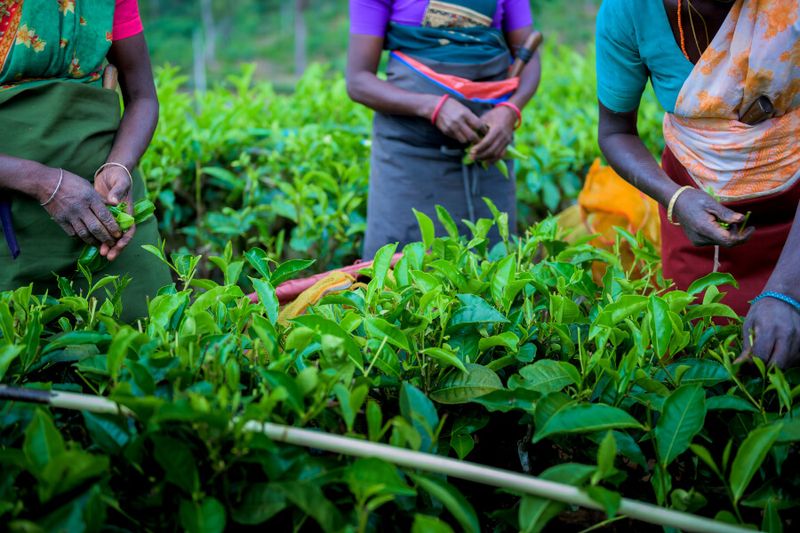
[362,53,517,259]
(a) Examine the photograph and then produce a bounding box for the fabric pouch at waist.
[0,80,121,179]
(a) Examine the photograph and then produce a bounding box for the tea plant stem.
[0,386,754,533]
[577,515,628,533]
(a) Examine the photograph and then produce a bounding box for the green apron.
[0,0,171,321]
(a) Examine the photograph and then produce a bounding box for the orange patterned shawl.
[663,0,800,201]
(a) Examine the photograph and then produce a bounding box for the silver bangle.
[94,162,133,187]
[40,168,64,207]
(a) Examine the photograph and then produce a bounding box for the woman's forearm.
[764,203,800,300]
[509,52,541,110]
[0,155,58,203]
[598,131,679,206]
[347,71,440,119]
[105,34,159,172]
[104,97,158,171]
[598,105,679,206]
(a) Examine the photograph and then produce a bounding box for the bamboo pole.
[0,387,755,533]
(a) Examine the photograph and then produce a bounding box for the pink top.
[113,0,144,41]
[350,0,533,36]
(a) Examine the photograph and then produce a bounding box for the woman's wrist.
[16,163,61,204]
[495,103,521,129]
[763,278,800,303]
[418,94,443,120]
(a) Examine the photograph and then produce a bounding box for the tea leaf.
[400,383,439,452]
[230,484,287,525]
[423,347,468,373]
[24,410,65,475]
[655,385,706,467]
[430,364,503,404]
[448,294,509,329]
[412,514,455,533]
[730,423,783,504]
[271,259,315,286]
[587,486,621,517]
[648,296,672,358]
[413,209,435,250]
[519,463,595,533]
[687,273,738,296]
[534,403,642,443]
[510,360,577,395]
[435,206,460,240]
[409,473,479,533]
[179,498,226,533]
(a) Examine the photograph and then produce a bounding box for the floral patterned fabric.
[0,0,114,91]
[662,0,800,201]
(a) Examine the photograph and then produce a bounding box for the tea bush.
[141,45,665,276]
[1,212,797,532]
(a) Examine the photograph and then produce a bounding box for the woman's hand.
[741,298,800,368]
[469,106,516,164]
[39,167,121,249]
[433,98,485,145]
[671,188,754,247]
[94,165,135,261]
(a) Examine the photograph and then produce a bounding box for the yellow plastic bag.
[278,271,356,325]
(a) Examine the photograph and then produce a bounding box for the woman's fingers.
[106,226,136,262]
[106,179,130,206]
[462,112,485,135]
[90,197,122,239]
[752,327,777,366]
[81,214,115,247]
[83,195,120,246]
[458,122,481,145]
[71,219,100,246]
[52,216,77,239]
[708,202,745,225]
[471,129,499,159]
[475,135,507,163]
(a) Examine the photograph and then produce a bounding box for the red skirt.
[660,148,800,316]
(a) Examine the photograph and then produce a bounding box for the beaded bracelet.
[751,291,800,315]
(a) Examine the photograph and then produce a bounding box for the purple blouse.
[350,0,534,36]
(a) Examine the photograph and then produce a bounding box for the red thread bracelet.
[497,101,522,129]
[430,94,450,126]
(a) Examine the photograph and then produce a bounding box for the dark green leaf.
[534,403,642,443]
[655,385,706,467]
[430,364,503,405]
[409,473,479,533]
[730,423,782,504]
[179,498,226,533]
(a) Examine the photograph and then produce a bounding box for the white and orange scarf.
[663,0,800,201]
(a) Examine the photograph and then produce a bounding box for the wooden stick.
[509,31,543,78]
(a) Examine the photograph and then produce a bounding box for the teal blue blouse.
[596,0,694,114]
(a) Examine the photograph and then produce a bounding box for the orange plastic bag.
[558,159,661,280]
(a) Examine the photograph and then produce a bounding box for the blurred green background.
[140,0,601,89]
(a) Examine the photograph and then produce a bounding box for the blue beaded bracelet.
[751,291,800,314]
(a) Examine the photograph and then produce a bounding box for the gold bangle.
[667,186,693,226]
[94,162,132,188]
